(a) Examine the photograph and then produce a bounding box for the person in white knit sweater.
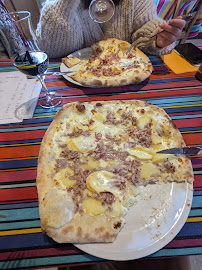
[35,0,185,58]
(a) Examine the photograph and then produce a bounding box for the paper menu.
[0,71,41,124]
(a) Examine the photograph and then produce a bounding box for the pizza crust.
[44,209,123,243]
[39,187,123,243]
[40,188,75,229]
[71,68,152,87]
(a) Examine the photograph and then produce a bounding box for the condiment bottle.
[195,63,202,81]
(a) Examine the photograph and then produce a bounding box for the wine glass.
[89,0,115,23]
[9,11,62,109]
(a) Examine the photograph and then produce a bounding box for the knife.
[26,71,75,79]
[157,146,202,156]
[41,71,75,76]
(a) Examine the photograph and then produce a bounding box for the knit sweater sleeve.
[35,0,83,58]
[131,0,176,55]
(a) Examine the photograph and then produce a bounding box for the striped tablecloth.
[0,50,202,270]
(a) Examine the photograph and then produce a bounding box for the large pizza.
[36,100,193,243]
[62,38,152,87]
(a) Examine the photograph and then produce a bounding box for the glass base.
[39,92,62,109]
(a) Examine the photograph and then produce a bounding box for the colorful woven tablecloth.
[0,50,202,269]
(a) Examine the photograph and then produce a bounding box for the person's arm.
[35,0,83,58]
[131,0,184,55]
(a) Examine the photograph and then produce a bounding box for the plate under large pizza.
[36,100,193,259]
[61,38,153,87]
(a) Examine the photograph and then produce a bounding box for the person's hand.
[156,16,186,48]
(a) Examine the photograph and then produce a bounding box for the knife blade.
[157,146,202,156]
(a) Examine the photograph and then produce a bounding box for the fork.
[126,36,156,56]
[126,38,143,56]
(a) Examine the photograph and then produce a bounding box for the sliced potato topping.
[82,197,105,215]
[128,146,155,160]
[68,136,94,153]
[82,156,100,170]
[113,67,122,73]
[93,113,105,122]
[88,122,101,131]
[140,163,160,180]
[152,134,171,151]
[137,116,156,130]
[56,168,76,188]
[62,178,77,188]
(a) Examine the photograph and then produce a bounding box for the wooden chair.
[173,0,202,43]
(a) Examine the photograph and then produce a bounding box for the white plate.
[75,182,193,261]
[60,48,93,87]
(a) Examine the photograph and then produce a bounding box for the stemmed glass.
[9,11,62,108]
[89,0,115,23]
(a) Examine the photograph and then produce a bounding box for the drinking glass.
[89,0,115,23]
[9,11,62,108]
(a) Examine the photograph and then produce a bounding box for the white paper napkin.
[0,71,41,124]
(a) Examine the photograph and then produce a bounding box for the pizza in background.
[62,39,152,87]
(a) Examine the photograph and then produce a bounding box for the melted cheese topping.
[86,171,124,199]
